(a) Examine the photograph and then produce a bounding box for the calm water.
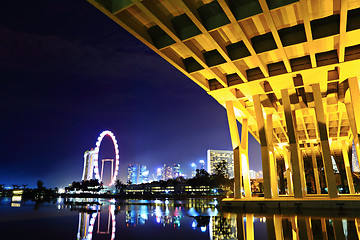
[0,197,359,240]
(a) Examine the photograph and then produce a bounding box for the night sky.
[0,0,261,188]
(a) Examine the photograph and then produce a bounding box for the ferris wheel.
[82,130,120,186]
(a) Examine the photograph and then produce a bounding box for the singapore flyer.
[82,130,119,186]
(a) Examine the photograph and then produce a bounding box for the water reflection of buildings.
[58,198,360,239]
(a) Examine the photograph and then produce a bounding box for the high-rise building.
[207,149,234,178]
[172,164,181,178]
[161,164,172,181]
[127,164,138,184]
[199,160,205,170]
[156,168,162,181]
[127,164,149,184]
[139,165,149,184]
[191,163,197,177]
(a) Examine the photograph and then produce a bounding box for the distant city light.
[192,221,196,228]
[58,188,65,194]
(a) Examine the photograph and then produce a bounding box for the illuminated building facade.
[88,0,360,201]
[128,164,149,184]
[207,149,234,178]
[127,164,138,184]
[162,164,172,181]
[199,160,205,170]
[191,162,197,177]
[139,165,149,184]
[172,164,181,178]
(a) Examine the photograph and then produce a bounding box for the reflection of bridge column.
[281,89,305,198]
[321,219,328,239]
[305,217,313,240]
[236,214,245,240]
[266,217,276,240]
[333,219,345,240]
[291,216,299,239]
[245,214,254,240]
[297,217,308,240]
[341,140,355,194]
[355,218,360,238]
[273,215,283,240]
[253,95,272,198]
[312,83,338,198]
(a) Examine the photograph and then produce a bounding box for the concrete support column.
[342,140,355,194]
[266,114,279,198]
[348,77,360,168]
[253,95,272,198]
[283,148,294,195]
[281,89,305,198]
[312,83,338,198]
[226,101,242,199]
[310,143,322,194]
[241,119,252,198]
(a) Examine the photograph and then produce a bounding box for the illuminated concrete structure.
[82,130,120,186]
[207,149,234,178]
[88,0,360,201]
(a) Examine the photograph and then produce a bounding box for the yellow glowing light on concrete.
[241,154,247,175]
[277,142,288,149]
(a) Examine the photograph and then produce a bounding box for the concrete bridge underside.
[88,0,360,201]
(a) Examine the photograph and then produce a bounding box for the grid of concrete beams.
[88,0,360,199]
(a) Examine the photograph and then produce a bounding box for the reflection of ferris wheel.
[82,130,120,186]
[77,205,116,240]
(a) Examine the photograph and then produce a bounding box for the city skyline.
[0,0,262,188]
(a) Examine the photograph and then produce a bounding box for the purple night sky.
[0,0,261,188]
